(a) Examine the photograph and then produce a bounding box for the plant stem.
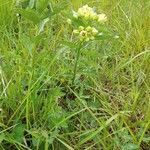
[72,44,82,84]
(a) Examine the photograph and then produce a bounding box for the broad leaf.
[36,0,50,13]
[19,9,41,24]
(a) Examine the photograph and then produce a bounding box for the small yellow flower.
[80,30,87,36]
[79,30,88,41]
[97,14,107,23]
[73,26,98,41]
[86,26,93,32]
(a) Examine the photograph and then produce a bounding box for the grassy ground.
[0,0,150,149]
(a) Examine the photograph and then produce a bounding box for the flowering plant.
[66,4,108,84]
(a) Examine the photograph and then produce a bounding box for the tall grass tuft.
[0,0,14,29]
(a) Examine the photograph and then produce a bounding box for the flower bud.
[79,26,84,31]
[73,11,78,19]
[73,29,79,34]
[67,19,72,24]
[92,27,98,35]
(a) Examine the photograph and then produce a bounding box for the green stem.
[72,44,82,84]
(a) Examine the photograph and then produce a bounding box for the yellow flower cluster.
[75,4,107,23]
[68,5,108,42]
[77,5,97,20]
[73,26,98,41]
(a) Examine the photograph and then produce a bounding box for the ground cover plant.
[0,0,150,149]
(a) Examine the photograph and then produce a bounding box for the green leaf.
[51,1,68,16]
[96,33,113,40]
[20,0,30,9]
[62,41,76,49]
[79,114,119,145]
[48,130,58,144]
[18,9,41,24]
[0,133,5,143]
[34,33,46,44]
[143,137,150,143]
[11,124,25,143]
[36,0,49,13]
[29,0,35,9]
[21,34,34,56]
[123,143,139,150]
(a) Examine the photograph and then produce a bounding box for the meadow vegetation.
[0,0,150,149]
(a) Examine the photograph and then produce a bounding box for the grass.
[0,0,150,149]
